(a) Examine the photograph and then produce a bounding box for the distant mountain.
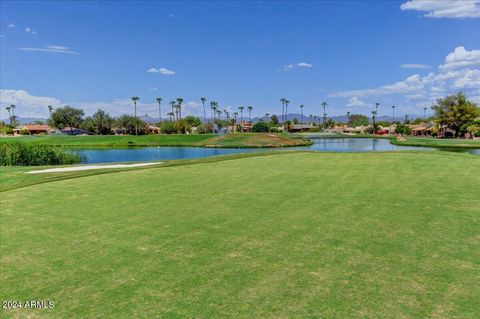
[1,117,48,125]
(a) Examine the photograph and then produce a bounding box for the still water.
[72,138,479,164]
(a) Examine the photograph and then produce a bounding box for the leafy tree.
[325,119,336,129]
[376,121,391,127]
[48,106,85,133]
[184,115,201,127]
[270,114,279,125]
[197,123,213,134]
[82,109,114,135]
[174,119,192,134]
[214,119,228,129]
[293,118,299,124]
[347,114,369,127]
[115,114,146,135]
[432,92,480,137]
[395,124,412,135]
[160,121,177,134]
[252,121,269,132]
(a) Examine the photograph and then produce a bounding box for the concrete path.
[27,162,162,174]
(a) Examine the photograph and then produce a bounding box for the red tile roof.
[23,125,50,131]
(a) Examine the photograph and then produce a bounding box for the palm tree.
[169,101,176,120]
[391,105,395,123]
[131,96,140,135]
[5,106,11,125]
[423,107,427,120]
[48,105,53,117]
[280,98,286,124]
[217,109,222,122]
[210,101,216,132]
[176,98,184,120]
[372,110,377,131]
[167,112,174,121]
[156,97,162,128]
[264,113,270,122]
[10,104,16,117]
[174,104,180,121]
[347,111,351,123]
[201,97,207,133]
[321,102,327,130]
[233,112,238,133]
[284,99,290,122]
[247,106,253,122]
[238,106,245,132]
[299,104,304,132]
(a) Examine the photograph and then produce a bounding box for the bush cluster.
[0,142,82,166]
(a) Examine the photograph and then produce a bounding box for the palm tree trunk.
[202,103,207,134]
[134,101,138,136]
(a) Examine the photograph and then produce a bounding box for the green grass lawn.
[0,133,310,148]
[0,134,215,147]
[392,136,480,149]
[1,152,479,318]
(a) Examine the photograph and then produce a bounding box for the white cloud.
[347,96,366,107]
[453,69,480,88]
[283,62,313,70]
[46,45,68,50]
[7,23,15,28]
[0,90,205,118]
[400,63,431,69]
[400,0,480,19]
[147,67,175,75]
[297,62,313,68]
[330,74,425,98]
[439,46,480,70]
[17,46,79,55]
[330,46,480,103]
[0,89,62,118]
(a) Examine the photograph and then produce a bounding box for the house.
[62,127,94,135]
[112,127,127,135]
[145,124,160,134]
[239,121,252,132]
[409,123,433,137]
[290,124,315,132]
[326,125,347,133]
[13,124,53,135]
[343,125,368,134]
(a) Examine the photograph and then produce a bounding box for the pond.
[72,138,480,164]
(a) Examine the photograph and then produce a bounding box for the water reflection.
[71,138,479,164]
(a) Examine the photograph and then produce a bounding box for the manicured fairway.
[1,152,480,318]
[392,136,480,149]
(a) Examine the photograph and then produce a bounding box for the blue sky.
[1,0,479,119]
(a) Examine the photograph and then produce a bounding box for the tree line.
[2,92,479,137]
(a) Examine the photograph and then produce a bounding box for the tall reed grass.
[0,142,82,166]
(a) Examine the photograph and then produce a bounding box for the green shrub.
[19,128,30,135]
[395,124,412,135]
[160,121,178,134]
[252,121,269,132]
[0,142,82,166]
[2,127,14,135]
